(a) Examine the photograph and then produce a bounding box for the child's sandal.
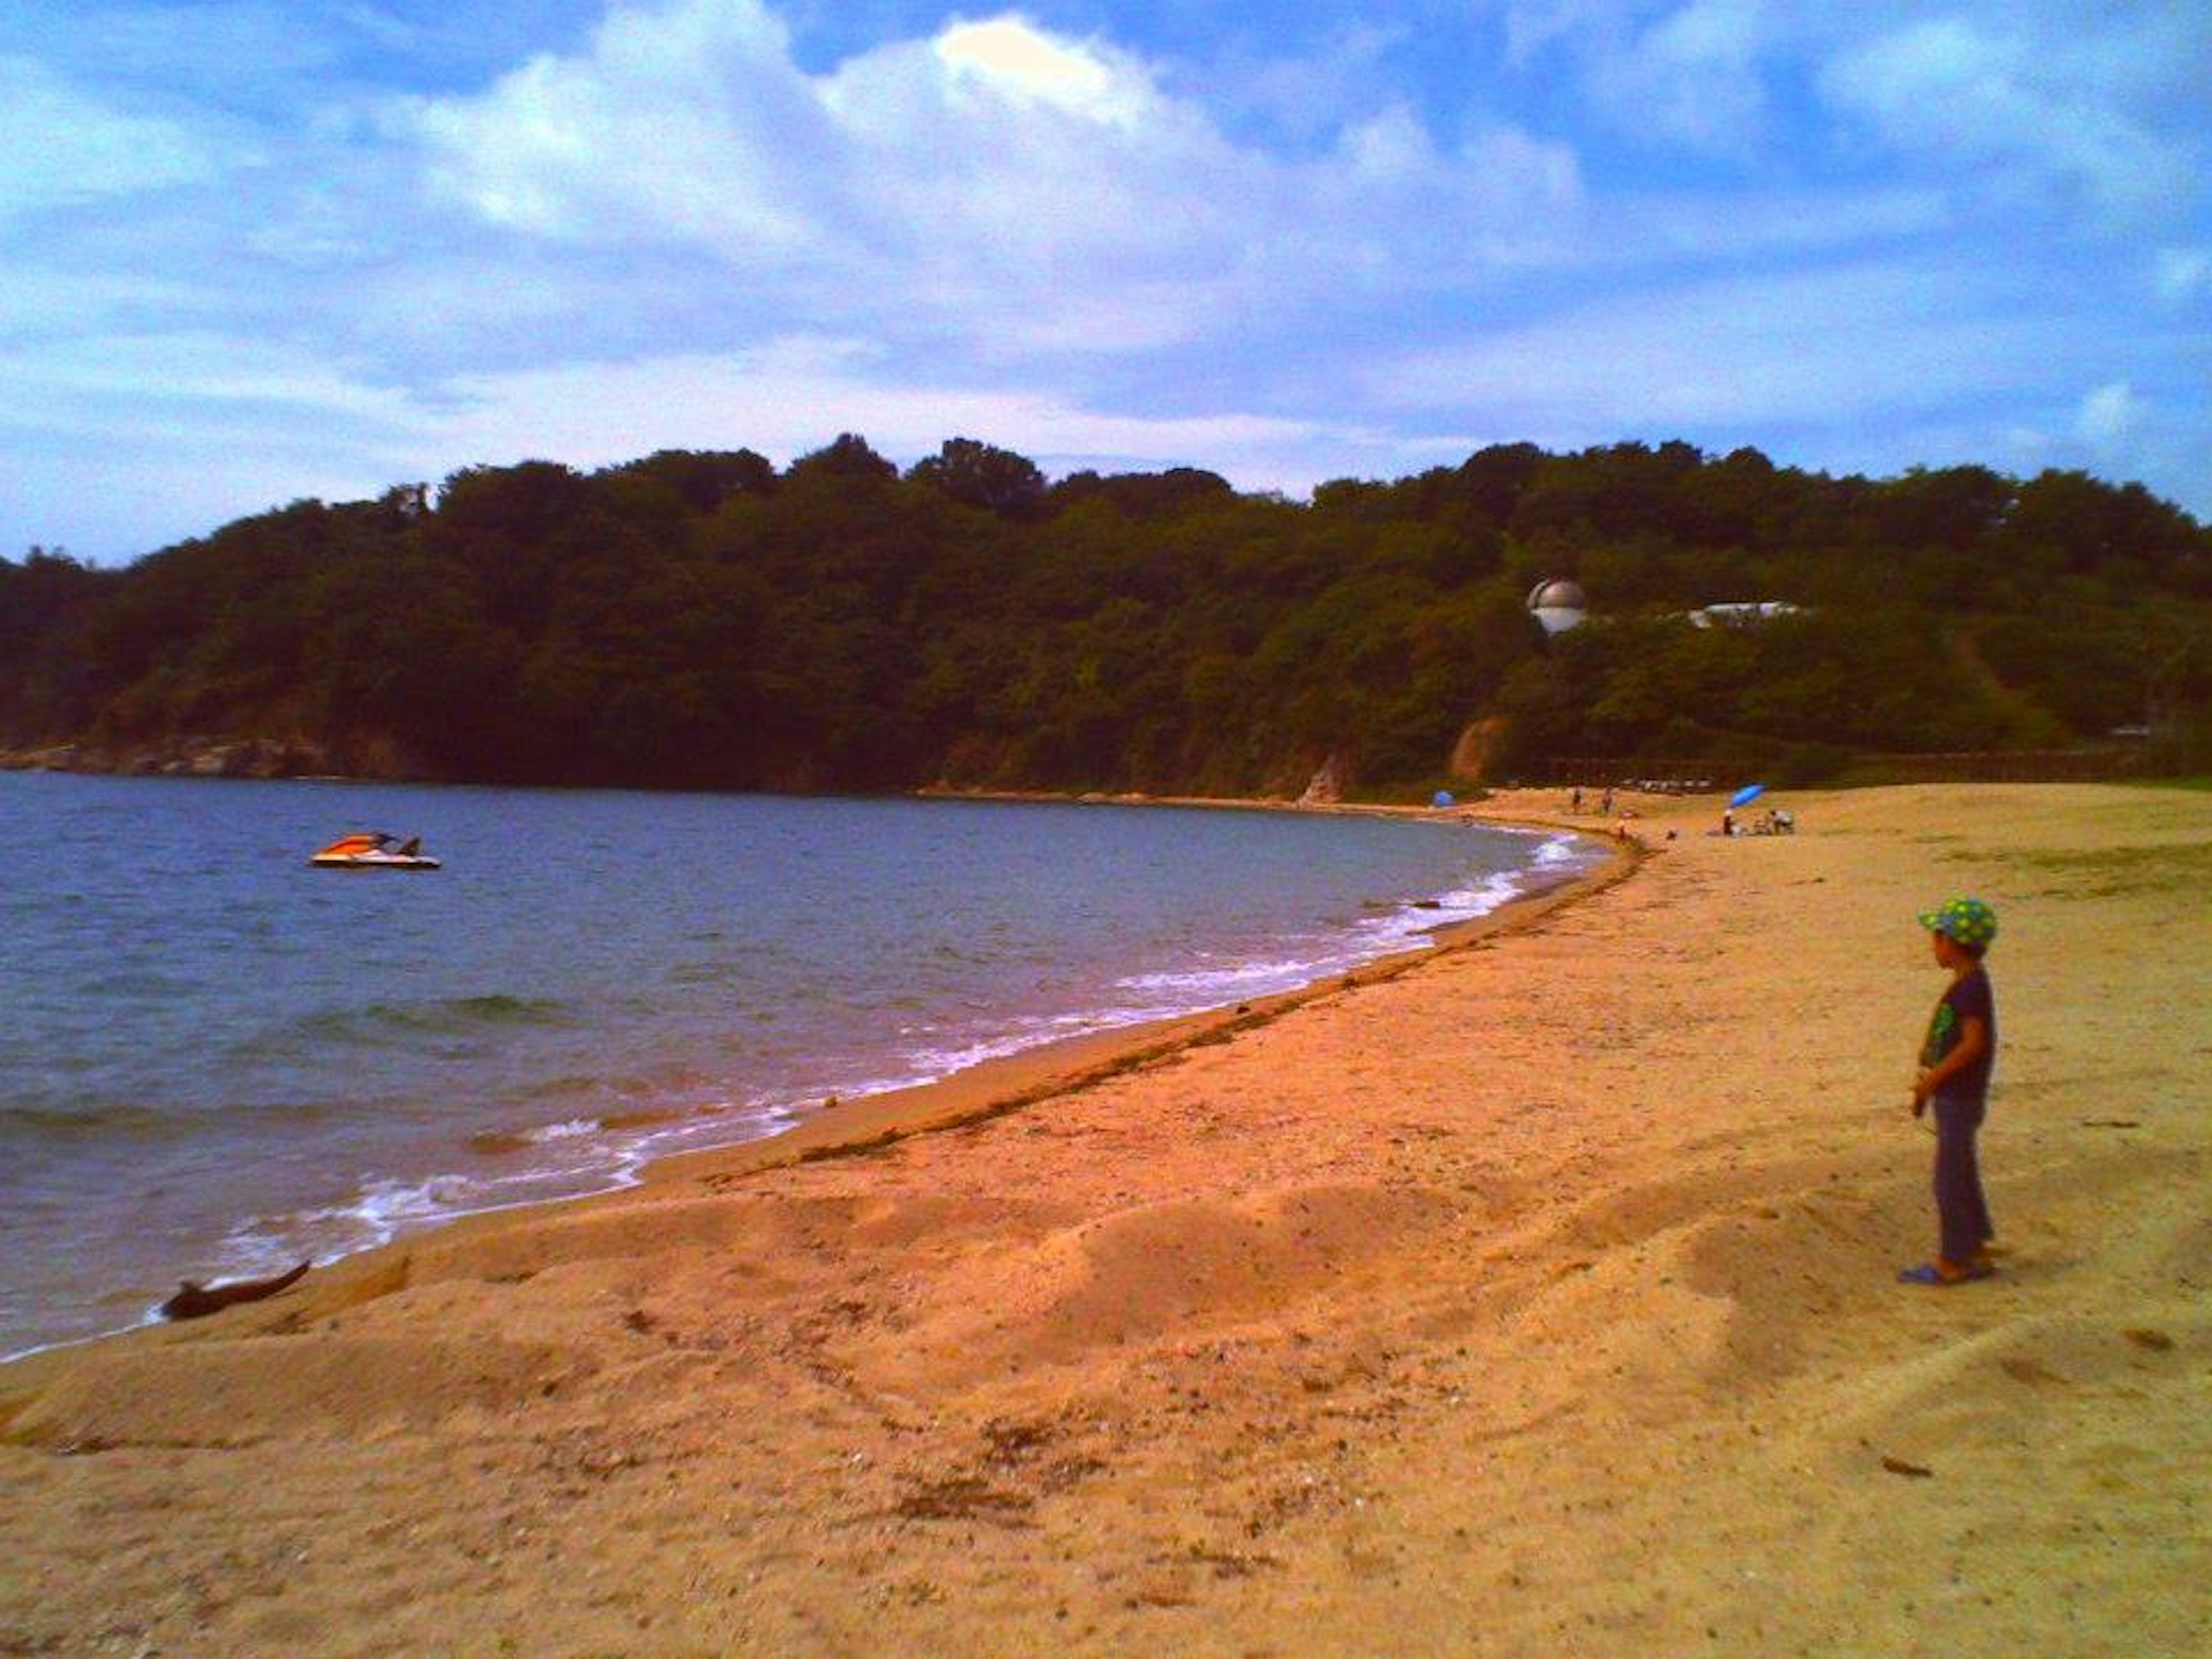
[1898,1262,1960,1286]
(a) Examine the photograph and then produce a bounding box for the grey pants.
[1933,1093,1994,1266]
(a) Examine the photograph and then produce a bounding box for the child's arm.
[1912,1016,1988,1111]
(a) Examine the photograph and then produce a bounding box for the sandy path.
[2,783,2205,1657]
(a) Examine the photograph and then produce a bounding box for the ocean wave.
[214,1175,479,1272]
[468,1116,600,1155]
[373,993,577,1031]
[0,1101,183,1141]
[70,969,202,1001]
[517,1072,603,1100]
[893,1018,1139,1081]
[1337,866,1527,951]
[465,1105,691,1156]
[1116,956,1332,995]
[632,1099,802,1153]
[213,1093,824,1277]
[1531,834,1585,868]
[0,1097,334,1143]
[1103,843,1568,1014]
[237,993,579,1056]
[217,1158,632,1276]
[1430,868,1528,914]
[664,961,741,987]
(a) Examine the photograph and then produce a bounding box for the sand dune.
[2,783,2205,1656]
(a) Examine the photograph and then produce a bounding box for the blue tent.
[1431,790,1456,809]
[1729,783,1766,809]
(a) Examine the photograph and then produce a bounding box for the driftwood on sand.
[158,1261,311,1321]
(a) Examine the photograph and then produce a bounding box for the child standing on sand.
[1902,897,2000,1286]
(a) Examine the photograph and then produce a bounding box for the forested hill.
[5,435,2209,796]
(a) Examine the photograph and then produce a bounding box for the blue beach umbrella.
[1729,782,1766,809]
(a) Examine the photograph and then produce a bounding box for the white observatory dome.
[1527,578,1588,635]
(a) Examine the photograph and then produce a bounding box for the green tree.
[909,438,1047,519]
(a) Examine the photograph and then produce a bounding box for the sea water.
[0,772,1595,1355]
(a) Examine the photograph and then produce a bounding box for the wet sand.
[2,783,2205,1656]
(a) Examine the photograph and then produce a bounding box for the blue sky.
[4,0,2207,563]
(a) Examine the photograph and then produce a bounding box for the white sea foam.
[349,1173,482,1232]
[1117,956,1331,994]
[1532,834,1582,867]
[893,1002,1195,1081]
[1107,847,1573,1013]
[215,1158,650,1278]
[1434,868,1528,912]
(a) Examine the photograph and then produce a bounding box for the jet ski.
[309,832,441,870]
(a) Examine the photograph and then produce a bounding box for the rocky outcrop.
[1297,752,1351,805]
[1449,716,1509,782]
[0,733,396,780]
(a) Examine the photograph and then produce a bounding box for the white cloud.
[1205,22,1408,144]
[0,325,435,557]
[2156,247,2211,302]
[1502,4,2207,218]
[0,55,222,221]
[1818,18,2192,222]
[0,329,416,427]
[6,1,2209,559]
[407,1,1584,351]
[1,323,1385,553]
[1370,262,2067,429]
[1340,104,1436,181]
[1593,0,1775,152]
[430,336,1364,483]
[930,17,1157,130]
[1499,0,1779,152]
[1609,184,1948,260]
[1503,0,1613,69]
[1,440,422,566]
[2073,380,2145,448]
[412,0,830,253]
[0,268,204,336]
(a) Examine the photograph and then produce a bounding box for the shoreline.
[635,816,1630,1191]
[0,797,1620,1367]
[10,782,2199,1656]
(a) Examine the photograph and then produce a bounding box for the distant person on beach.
[1571,786,1584,813]
[1903,898,2000,1286]
[1600,786,1613,815]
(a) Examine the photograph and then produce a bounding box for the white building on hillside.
[1687,600,1806,629]
[1527,578,1588,635]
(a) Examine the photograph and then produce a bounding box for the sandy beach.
[2,782,2205,1657]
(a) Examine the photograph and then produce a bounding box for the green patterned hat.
[1918,896,1998,948]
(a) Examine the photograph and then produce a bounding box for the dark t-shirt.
[1922,967,1997,1100]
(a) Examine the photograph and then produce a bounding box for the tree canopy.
[4,440,2207,793]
